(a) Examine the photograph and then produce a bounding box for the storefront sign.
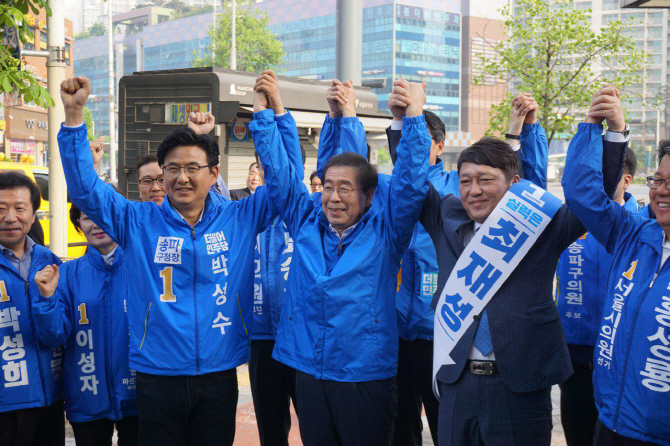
[164,103,211,125]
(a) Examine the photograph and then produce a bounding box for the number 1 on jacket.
[160,267,177,302]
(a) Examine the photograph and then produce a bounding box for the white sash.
[433,181,562,396]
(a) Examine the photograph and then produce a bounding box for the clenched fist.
[188,112,216,135]
[254,71,284,115]
[61,76,91,126]
[405,82,427,118]
[34,264,60,298]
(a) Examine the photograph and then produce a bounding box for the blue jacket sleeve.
[275,111,304,181]
[31,276,73,349]
[383,115,431,256]
[519,122,548,189]
[250,110,314,238]
[58,124,142,247]
[562,123,643,253]
[316,116,367,178]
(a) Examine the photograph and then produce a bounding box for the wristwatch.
[504,133,521,140]
[608,123,630,138]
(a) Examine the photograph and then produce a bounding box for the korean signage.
[395,4,460,26]
[165,103,211,125]
[9,141,36,155]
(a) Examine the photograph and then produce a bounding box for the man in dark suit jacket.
[409,87,630,445]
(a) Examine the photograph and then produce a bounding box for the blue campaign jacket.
[31,247,136,422]
[322,119,548,340]
[251,110,430,382]
[563,123,670,445]
[556,193,639,349]
[0,243,62,413]
[251,112,305,341]
[58,124,273,376]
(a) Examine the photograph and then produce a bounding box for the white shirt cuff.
[63,123,85,129]
[390,120,403,131]
[509,143,521,152]
[275,111,287,117]
[604,130,629,143]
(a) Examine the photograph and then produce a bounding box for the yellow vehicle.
[0,162,87,258]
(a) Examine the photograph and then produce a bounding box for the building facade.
[256,0,465,134]
[73,9,213,137]
[0,9,74,166]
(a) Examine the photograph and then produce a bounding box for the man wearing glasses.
[563,86,670,445]
[136,154,165,205]
[57,76,273,446]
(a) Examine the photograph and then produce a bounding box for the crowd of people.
[0,68,668,446]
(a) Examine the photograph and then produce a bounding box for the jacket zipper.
[25,279,48,404]
[236,293,249,343]
[102,270,116,418]
[612,263,661,431]
[139,303,151,349]
[191,226,200,373]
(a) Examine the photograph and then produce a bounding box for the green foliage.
[0,0,54,109]
[473,0,646,145]
[192,0,284,72]
[83,107,97,141]
[88,22,107,37]
[377,147,391,166]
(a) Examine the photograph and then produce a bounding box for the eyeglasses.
[163,165,211,178]
[646,176,670,190]
[322,186,360,198]
[139,177,165,188]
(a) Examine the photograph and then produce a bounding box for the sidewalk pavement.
[66,365,568,446]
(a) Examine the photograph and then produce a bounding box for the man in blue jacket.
[563,85,670,445]
[422,84,629,445]
[247,71,305,446]
[556,147,638,446]
[32,200,138,446]
[0,172,64,446]
[58,76,273,446]
[251,75,430,445]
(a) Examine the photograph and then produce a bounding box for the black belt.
[466,360,499,376]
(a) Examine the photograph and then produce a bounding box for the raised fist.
[188,112,215,135]
[254,71,284,115]
[587,85,625,132]
[89,136,104,166]
[34,264,60,298]
[60,76,91,111]
[405,82,427,118]
[509,93,538,135]
[388,79,411,121]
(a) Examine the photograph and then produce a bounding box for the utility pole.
[107,0,117,182]
[230,0,237,70]
[335,0,362,85]
[47,0,68,257]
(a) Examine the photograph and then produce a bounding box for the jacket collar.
[87,245,124,271]
[428,159,445,183]
[623,192,639,213]
[441,197,472,252]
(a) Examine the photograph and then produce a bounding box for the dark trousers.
[392,338,439,446]
[559,361,598,446]
[295,370,398,446]
[135,369,238,446]
[0,399,65,446]
[70,416,139,446]
[437,372,553,446]
[249,339,296,446]
[594,421,660,445]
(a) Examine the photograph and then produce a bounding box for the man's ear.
[210,165,220,185]
[511,174,521,185]
[623,173,633,191]
[436,140,445,157]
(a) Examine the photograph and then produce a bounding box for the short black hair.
[157,128,219,167]
[424,110,445,142]
[322,152,378,193]
[310,171,319,183]
[658,140,670,166]
[457,137,520,181]
[0,172,41,214]
[623,148,637,177]
[136,154,159,173]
